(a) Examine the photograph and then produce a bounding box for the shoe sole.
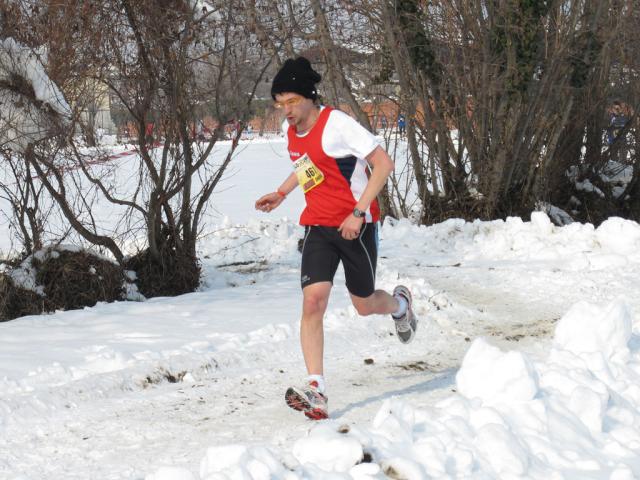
[397,326,416,344]
[285,387,328,420]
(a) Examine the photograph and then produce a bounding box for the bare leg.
[349,289,399,317]
[301,281,332,375]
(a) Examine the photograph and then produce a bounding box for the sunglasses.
[274,97,304,109]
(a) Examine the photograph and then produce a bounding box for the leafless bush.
[0,272,45,322]
[0,149,48,257]
[0,246,126,321]
[1,0,276,296]
[251,0,639,224]
[34,248,125,310]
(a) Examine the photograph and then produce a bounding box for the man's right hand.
[255,192,285,212]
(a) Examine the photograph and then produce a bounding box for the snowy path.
[0,263,457,479]
[3,216,640,479]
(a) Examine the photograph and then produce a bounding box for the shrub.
[124,247,200,298]
[0,246,127,321]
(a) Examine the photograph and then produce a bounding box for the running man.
[255,57,417,420]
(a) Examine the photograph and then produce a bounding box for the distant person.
[397,114,406,136]
[145,123,154,145]
[254,57,418,420]
[607,101,629,161]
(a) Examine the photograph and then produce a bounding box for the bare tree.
[0,150,46,256]
[335,0,638,224]
[1,0,274,296]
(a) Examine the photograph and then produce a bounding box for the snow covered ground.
[1,137,640,479]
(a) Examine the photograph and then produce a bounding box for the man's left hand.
[338,214,364,240]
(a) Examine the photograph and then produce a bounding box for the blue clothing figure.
[607,102,629,162]
[397,114,406,136]
[607,101,629,162]
[607,102,628,146]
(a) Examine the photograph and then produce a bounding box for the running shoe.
[392,285,418,344]
[285,380,328,420]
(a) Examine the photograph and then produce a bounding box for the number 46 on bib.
[293,153,325,193]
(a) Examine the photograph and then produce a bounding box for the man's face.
[274,92,314,128]
[613,105,621,115]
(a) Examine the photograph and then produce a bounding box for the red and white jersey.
[283,107,380,226]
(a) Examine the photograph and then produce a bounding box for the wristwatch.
[353,207,366,218]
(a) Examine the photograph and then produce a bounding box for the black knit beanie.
[271,57,322,101]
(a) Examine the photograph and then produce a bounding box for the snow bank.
[364,298,639,478]
[554,301,632,363]
[380,299,636,478]
[293,424,364,472]
[145,297,640,479]
[456,338,539,404]
[381,212,640,269]
[595,217,640,256]
[0,38,71,152]
[4,214,640,478]
[0,39,70,117]
[198,445,295,480]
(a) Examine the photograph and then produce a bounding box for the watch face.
[353,208,365,218]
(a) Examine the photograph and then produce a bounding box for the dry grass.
[124,247,200,298]
[0,248,126,322]
[0,272,49,322]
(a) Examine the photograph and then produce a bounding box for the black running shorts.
[300,224,378,298]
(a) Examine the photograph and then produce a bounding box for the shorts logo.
[301,275,311,284]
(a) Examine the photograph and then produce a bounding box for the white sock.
[392,296,408,318]
[307,374,326,394]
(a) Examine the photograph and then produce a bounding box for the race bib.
[293,153,324,193]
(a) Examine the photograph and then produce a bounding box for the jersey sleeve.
[322,110,379,159]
